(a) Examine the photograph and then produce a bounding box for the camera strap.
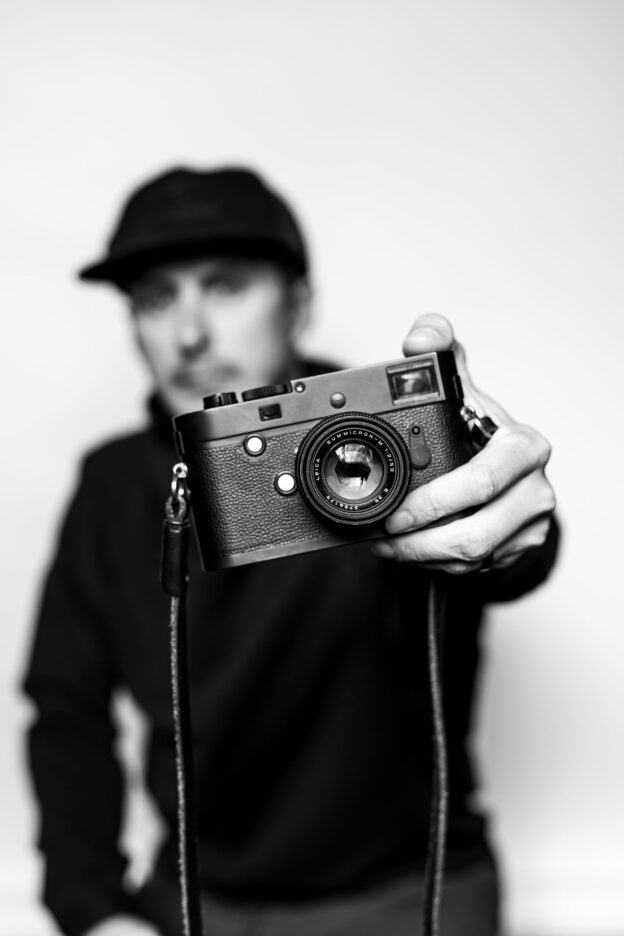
[160,463,204,936]
[422,574,448,936]
[420,406,500,933]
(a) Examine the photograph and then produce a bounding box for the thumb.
[402,314,455,356]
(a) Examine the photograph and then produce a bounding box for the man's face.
[127,257,310,415]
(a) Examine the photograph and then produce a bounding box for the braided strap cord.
[419,404,496,929]
[422,574,449,936]
[161,464,205,936]
[168,592,205,936]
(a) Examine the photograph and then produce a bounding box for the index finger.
[385,423,551,535]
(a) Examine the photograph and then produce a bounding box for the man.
[23,166,557,936]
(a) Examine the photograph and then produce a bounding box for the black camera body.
[174,351,472,569]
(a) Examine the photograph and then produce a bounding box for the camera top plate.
[174,350,462,451]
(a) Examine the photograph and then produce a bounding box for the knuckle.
[393,536,421,563]
[542,483,557,515]
[514,524,547,553]
[517,424,552,467]
[508,516,552,554]
[527,518,551,547]
[454,529,493,563]
[415,484,441,523]
[471,462,501,504]
[534,433,552,467]
[529,471,557,515]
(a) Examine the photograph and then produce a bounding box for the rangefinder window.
[387,359,439,404]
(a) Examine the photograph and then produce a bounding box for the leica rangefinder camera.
[173,351,473,568]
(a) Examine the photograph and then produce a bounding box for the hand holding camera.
[373,314,556,574]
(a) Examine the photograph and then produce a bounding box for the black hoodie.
[23,367,559,936]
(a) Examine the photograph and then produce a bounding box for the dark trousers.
[137,858,500,936]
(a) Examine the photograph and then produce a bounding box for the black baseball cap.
[78,166,309,285]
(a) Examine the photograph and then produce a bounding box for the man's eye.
[132,283,175,312]
[204,272,247,295]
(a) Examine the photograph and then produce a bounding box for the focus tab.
[241,384,290,402]
[203,392,238,409]
[408,424,432,468]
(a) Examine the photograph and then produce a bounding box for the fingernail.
[385,510,413,535]
[414,325,442,338]
[372,542,395,558]
[406,326,442,348]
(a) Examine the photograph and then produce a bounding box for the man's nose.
[175,296,210,355]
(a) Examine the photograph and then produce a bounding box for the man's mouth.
[173,363,241,391]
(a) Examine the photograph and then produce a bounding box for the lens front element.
[296,413,410,526]
[324,443,383,500]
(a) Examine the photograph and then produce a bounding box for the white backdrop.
[2,2,623,934]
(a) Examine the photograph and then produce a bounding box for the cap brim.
[78,235,307,285]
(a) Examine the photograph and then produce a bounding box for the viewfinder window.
[387,359,439,403]
[259,403,283,421]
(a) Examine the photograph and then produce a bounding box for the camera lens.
[295,412,410,526]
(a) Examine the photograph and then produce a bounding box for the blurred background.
[1,1,623,934]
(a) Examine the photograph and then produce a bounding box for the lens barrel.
[295,412,410,526]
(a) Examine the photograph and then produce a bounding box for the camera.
[173,351,473,569]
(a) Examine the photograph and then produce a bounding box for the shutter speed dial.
[241,384,291,402]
